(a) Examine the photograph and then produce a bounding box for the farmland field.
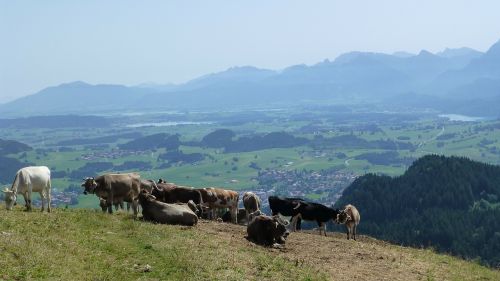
[1,106,499,209]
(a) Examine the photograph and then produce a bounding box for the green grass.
[0,208,326,281]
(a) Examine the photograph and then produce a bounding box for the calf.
[221,208,247,224]
[99,197,125,212]
[198,187,239,223]
[243,192,261,224]
[268,196,305,230]
[138,190,198,226]
[336,204,361,240]
[247,214,289,247]
[291,201,341,236]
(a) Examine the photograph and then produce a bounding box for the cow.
[336,204,361,240]
[246,214,289,247]
[99,197,125,212]
[221,208,247,224]
[82,173,140,217]
[152,183,203,205]
[243,192,261,224]
[268,196,305,230]
[198,187,239,223]
[3,166,52,212]
[291,201,341,236]
[138,190,198,226]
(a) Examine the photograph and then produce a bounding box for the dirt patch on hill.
[196,220,495,281]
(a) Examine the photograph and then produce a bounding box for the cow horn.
[293,202,301,210]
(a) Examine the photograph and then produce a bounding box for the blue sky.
[1,0,500,103]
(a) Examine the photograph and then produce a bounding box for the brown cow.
[242,192,261,224]
[221,208,247,224]
[99,197,125,212]
[152,182,202,205]
[247,214,289,246]
[82,173,140,217]
[198,187,239,223]
[336,204,361,240]
[138,190,198,226]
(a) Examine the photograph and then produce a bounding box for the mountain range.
[1,40,500,117]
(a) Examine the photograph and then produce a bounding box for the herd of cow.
[3,166,361,247]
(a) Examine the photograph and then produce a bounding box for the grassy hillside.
[1,207,499,280]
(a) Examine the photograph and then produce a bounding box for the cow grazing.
[82,173,141,217]
[198,187,239,223]
[243,192,261,224]
[138,190,198,226]
[268,196,305,230]
[291,201,341,236]
[221,208,247,224]
[336,204,361,240]
[3,166,52,212]
[247,214,289,246]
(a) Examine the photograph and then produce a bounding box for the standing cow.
[243,192,261,224]
[198,187,239,223]
[291,201,341,236]
[3,166,52,212]
[268,196,305,230]
[336,204,361,240]
[82,173,141,217]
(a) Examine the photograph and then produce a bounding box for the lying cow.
[268,196,305,230]
[3,166,52,212]
[291,201,341,236]
[336,204,361,240]
[82,173,140,217]
[243,192,261,224]
[247,214,289,247]
[138,190,198,226]
[198,187,239,223]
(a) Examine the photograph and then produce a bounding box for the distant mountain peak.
[436,47,482,58]
[485,39,500,57]
[417,50,435,57]
[392,51,415,58]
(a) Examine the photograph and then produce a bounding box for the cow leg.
[39,191,45,212]
[291,215,301,232]
[26,191,32,211]
[107,193,113,214]
[231,206,238,224]
[132,199,139,218]
[353,225,357,241]
[46,181,52,213]
[345,224,350,240]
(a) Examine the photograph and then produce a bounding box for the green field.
[1,110,499,208]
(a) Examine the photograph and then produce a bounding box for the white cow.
[3,166,52,212]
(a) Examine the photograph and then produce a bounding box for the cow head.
[81,177,97,195]
[336,210,351,224]
[138,189,157,205]
[271,215,290,243]
[3,188,16,210]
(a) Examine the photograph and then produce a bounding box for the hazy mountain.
[1,40,499,116]
[430,40,500,95]
[0,81,155,115]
